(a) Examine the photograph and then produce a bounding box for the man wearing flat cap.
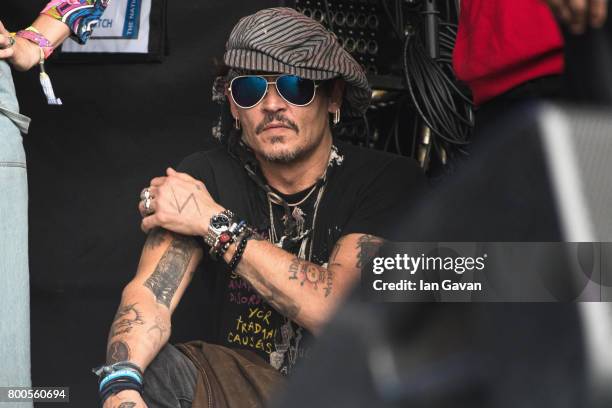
[97,8,424,408]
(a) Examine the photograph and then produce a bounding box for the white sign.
[62,0,152,54]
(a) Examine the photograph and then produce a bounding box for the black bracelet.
[100,380,143,406]
[229,229,251,271]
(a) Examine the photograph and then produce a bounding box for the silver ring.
[7,36,15,48]
[140,188,151,201]
[144,197,154,215]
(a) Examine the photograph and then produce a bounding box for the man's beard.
[259,138,317,164]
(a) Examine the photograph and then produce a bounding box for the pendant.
[292,206,305,225]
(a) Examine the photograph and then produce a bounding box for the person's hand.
[0,21,41,71]
[102,389,148,408]
[138,167,225,236]
[546,0,608,34]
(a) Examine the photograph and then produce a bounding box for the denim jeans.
[0,60,32,405]
[143,344,198,408]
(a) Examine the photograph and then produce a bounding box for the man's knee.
[143,344,198,407]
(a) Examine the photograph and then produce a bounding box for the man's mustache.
[255,112,299,134]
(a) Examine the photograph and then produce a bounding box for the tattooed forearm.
[107,340,130,364]
[147,315,170,347]
[144,237,198,308]
[356,234,384,269]
[236,264,301,319]
[110,303,145,338]
[145,227,167,250]
[287,258,334,297]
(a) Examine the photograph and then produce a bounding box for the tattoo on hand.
[144,236,198,308]
[170,187,201,215]
[145,228,167,250]
[110,303,144,338]
[356,234,384,269]
[118,403,136,408]
[107,341,130,364]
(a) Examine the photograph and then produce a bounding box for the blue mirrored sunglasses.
[228,74,319,109]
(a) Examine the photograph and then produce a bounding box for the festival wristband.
[15,26,54,59]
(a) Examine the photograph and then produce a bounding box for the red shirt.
[452,0,565,106]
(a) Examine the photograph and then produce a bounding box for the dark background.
[6,1,279,406]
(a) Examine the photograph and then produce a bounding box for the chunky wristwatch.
[204,210,235,247]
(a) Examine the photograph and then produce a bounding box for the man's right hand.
[546,0,608,33]
[103,390,148,408]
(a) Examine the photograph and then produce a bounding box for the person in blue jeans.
[0,1,108,402]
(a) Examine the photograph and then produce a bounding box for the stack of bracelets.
[93,361,144,405]
[206,210,254,271]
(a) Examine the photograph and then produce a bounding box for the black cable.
[402,23,473,146]
[382,0,403,41]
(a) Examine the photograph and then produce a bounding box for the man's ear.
[226,88,240,119]
[328,79,346,113]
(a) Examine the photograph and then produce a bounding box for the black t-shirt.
[177,139,424,374]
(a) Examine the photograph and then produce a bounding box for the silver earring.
[333,109,341,125]
[234,117,241,130]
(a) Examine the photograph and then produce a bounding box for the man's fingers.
[590,0,608,27]
[167,167,197,183]
[549,0,573,23]
[150,177,166,187]
[569,0,588,32]
[141,215,158,234]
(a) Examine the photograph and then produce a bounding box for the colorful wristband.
[16,26,55,59]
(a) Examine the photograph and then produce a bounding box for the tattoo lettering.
[171,187,201,215]
[145,227,167,250]
[323,268,333,297]
[110,303,144,338]
[356,234,384,269]
[107,340,130,364]
[118,403,136,408]
[288,258,300,280]
[144,236,198,308]
[147,315,170,346]
[236,264,301,320]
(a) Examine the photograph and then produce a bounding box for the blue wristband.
[99,369,143,392]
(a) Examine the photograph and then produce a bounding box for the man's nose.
[260,83,288,113]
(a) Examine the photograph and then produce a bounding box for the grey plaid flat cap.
[223,7,371,116]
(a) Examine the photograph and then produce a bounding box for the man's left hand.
[139,168,224,236]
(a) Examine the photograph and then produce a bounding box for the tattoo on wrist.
[110,303,144,338]
[356,234,384,269]
[106,340,130,364]
[144,236,198,308]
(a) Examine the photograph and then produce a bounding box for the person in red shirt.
[452,0,608,130]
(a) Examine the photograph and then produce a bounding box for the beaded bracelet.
[229,229,252,271]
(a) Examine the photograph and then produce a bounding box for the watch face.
[211,214,231,230]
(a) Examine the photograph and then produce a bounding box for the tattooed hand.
[103,389,148,408]
[139,168,224,236]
